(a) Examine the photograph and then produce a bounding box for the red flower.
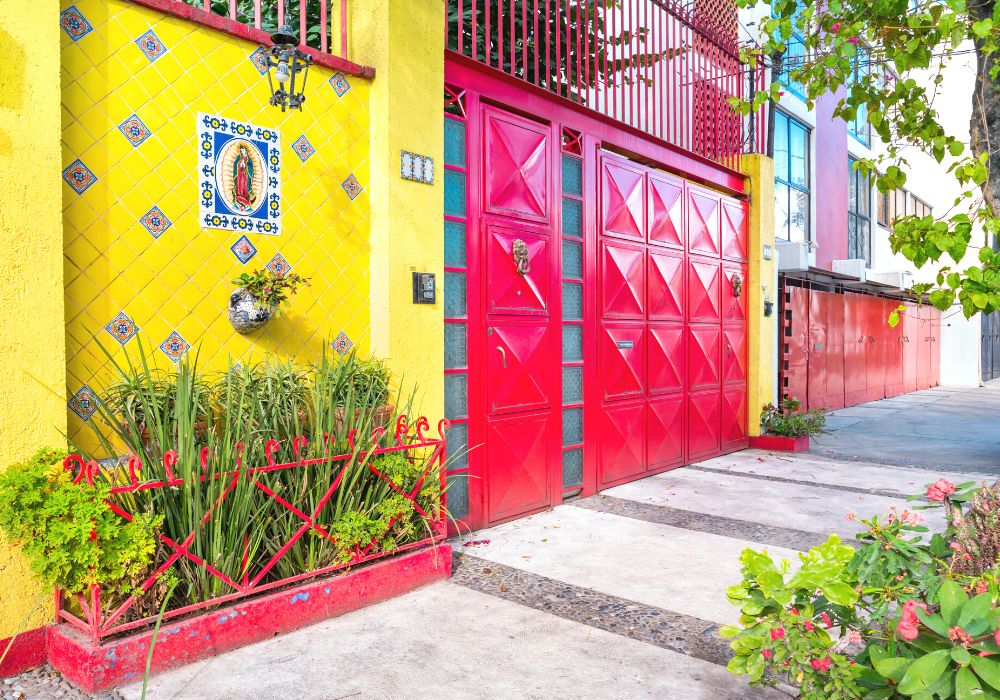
[977,580,989,595]
[950,627,973,645]
[762,649,774,659]
[927,479,956,501]
[897,600,929,640]
[804,620,814,632]
[848,37,858,45]
[810,656,832,671]
[771,627,786,641]
[818,612,833,629]
[830,21,842,31]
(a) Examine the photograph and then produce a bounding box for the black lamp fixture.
[265,0,312,111]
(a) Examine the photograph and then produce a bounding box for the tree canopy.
[734,0,1000,319]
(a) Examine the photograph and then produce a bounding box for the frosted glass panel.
[445,422,468,469]
[562,198,583,237]
[444,170,466,217]
[563,407,583,446]
[563,366,583,404]
[562,448,583,488]
[563,239,583,279]
[562,154,582,196]
[444,323,467,369]
[446,472,469,519]
[444,220,467,268]
[444,118,466,167]
[444,271,466,318]
[563,282,583,320]
[562,325,583,362]
[444,374,467,420]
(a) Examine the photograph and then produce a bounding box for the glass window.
[773,111,811,242]
[848,49,871,145]
[773,5,807,100]
[848,158,872,265]
[876,190,889,227]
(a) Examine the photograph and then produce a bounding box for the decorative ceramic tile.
[135,30,167,62]
[292,135,315,162]
[198,113,282,235]
[249,47,270,75]
[329,73,351,97]
[59,6,93,41]
[159,331,190,363]
[62,159,97,194]
[230,235,257,264]
[68,386,99,421]
[139,206,171,238]
[332,331,353,356]
[104,311,139,345]
[266,253,291,276]
[341,174,363,200]
[118,114,151,147]
[401,151,434,184]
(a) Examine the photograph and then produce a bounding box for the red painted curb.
[0,626,48,678]
[748,435,810,452]
[49,544,451,692]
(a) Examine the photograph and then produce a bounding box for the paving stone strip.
[573,495,828,552]
[684,464,909,499]
[449,552,733,668]
[3,665,123,700]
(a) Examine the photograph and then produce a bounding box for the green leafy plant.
[725,477,1000,699]
[232,269,310,317]
[761,397,827,437]
[0,447,160,596]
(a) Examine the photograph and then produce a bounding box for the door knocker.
[512,239,530,275]
[731,272,743,298]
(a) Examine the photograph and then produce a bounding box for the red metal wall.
[781,286,940,410]
[813,92,849,270]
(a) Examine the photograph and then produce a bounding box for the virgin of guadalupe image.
[231,142,257,211]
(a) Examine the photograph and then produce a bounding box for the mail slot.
[617,340,634,349]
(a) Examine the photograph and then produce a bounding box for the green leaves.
[898,649,953,694]
[938,580,968,625]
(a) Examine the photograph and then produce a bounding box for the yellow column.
[0,0,66,636]
[351,0,445,420]
[741,154,777,436]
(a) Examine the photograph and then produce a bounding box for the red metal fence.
[58,416,448,643]
[446,0,767,169]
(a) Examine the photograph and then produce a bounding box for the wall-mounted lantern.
[265,1,312,111]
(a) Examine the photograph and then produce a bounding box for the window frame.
[772,6,807,100]
[773,109,811,243]
[847,48,872,146]
[847,157,872,265]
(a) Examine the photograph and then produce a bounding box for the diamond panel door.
[483,107,550,223]
[687,390,721,458]
[722,327,747,384]
[601,159,644,241]
[647,396,684,469]
[601,240,645,319]
[648,249,684,321]
[721,200,748,261]
[486,321,552,415]
[688,259,722,323]
[598,400,646,484]
[486,412,552,521]
[721,387,747,447]
[688,188,721,257]
[600,324,646,399]
[807,289,828,411]
[486,226,550,315]
[688,326,721,389]
[648,325,684,394]
[647,173,684,249]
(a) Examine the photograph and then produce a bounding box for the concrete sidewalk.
[118,450,992,700]
[811,381,1000,471]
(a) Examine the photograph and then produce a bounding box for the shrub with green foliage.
[0,448,160,596]
[761,397,827,438]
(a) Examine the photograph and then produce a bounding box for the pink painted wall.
[813,90,848,269]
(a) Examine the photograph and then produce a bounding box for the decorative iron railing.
[446,0,767,169]
[57,416,448,642]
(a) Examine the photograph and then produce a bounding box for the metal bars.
[446,0,767,169]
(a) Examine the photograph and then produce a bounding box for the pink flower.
[818,612,833,629]
[977,580,989,595]
[771,627,786,641]
[848,37,858,44]
[897,600,929,640]
[898,621,919,640]
[810,656,833,671]
[762,649,774,659]
[927,479,956,501]
[830,21,841,32]
[950,627,973,645]
[804,620,815,631]
[847,629,863,644]
[788,607,800,616]
[950,542,964,552]
[845,513,856,521]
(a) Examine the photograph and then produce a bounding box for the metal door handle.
[726,344,733,357]
[869,335,875,342]
[496,345,507,368]
[859,337,865,344]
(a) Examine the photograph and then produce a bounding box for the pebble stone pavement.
[3,666,122,700]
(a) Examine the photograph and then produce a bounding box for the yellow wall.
[61,0,372,451]
[351,0,445,421]
[742,154,777,435]
[0,0,67,639]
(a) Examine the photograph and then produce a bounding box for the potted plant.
[332,355,395,431]
[229,269,310,333]
[749,397,826,451]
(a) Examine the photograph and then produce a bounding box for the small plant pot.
[749,435,810,452]
[228,288,275,334]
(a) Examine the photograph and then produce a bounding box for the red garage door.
[597,153,748,488]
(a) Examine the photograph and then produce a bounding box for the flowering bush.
[760,397,827,438]
[725,478,1000,699]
